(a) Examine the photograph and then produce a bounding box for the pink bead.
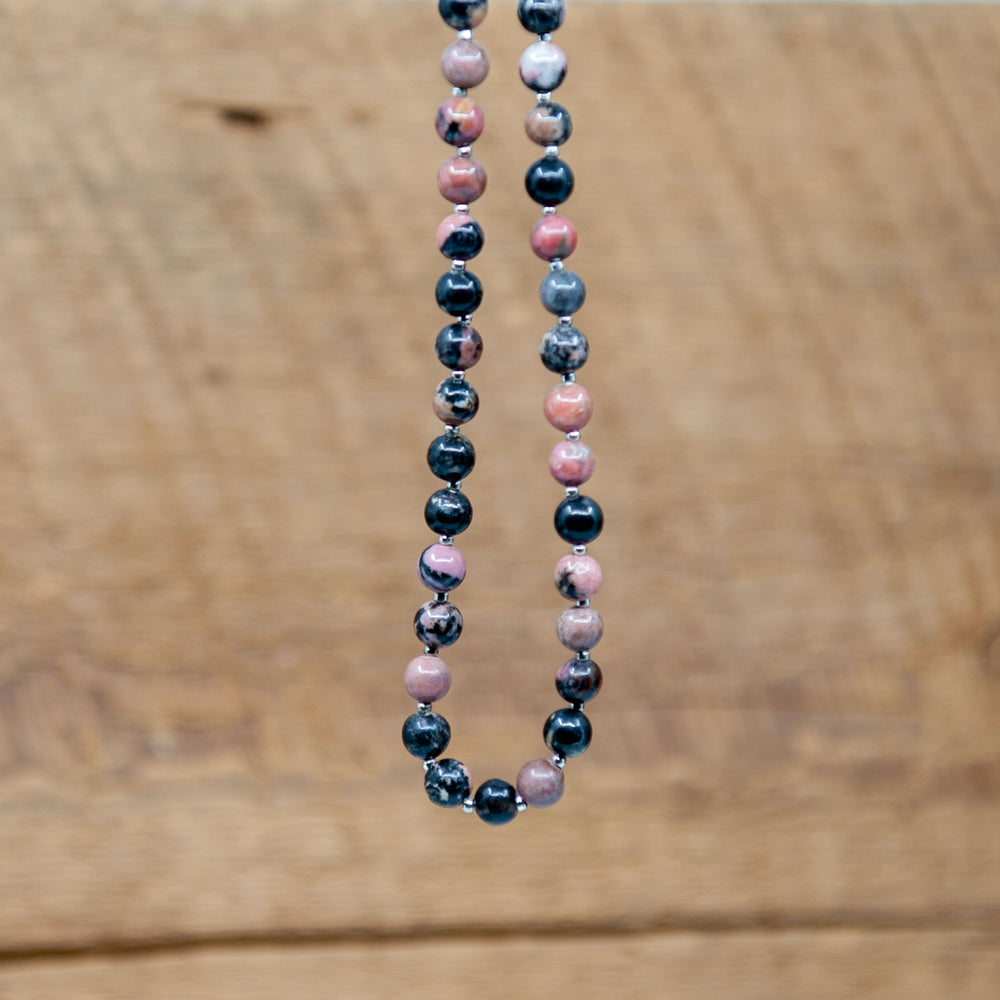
[549,439,595,486]
[435,96,484,146]
[418,543,466,593]
[530,215,578,262]
[404,654,452,703]
[438,156,487,205]
[543,382,593,432]
[554,553,603,600]
[557,606,604,652]
[516,758,565,808]
[441,40,490,89]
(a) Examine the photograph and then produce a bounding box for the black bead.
[555,658,603,704]
[435,322,483,371]
[554,495,603,544]
[517,0,565,34]
[414,600,463,648]
[473,778,519,825]
[544,707,592,757]
[525,158,574,207]
[425,758,471,808]
[427,433,476,483]
[436,269,483,316]
[438,0,488,30]
[439,218,485,261]
[425,488,473,536]
[540,324,588,374]
[539,269,586,316]
[402,711,451,759]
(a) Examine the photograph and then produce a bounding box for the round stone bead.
[540,269,585,316]
[433,377,479,425]
[543,381,592,432]
[525,157,574,207]
[435,321,483,369]
[402,710,451,759]
[516,758,565,808]
[436,268,483,316]
[517,0,566,34]
[555,657,603,703]
[436,215,485,262]
[525,102,572,146]
[425,487,472,536]
[427,432,476,482]
[554,494,604,544]
[438,155,487,204]
[531,214,577,262]
[553,552,602,599]
[473,778,519,825]
[557,606,604,652]
[540,324,588,374]
[544,707,592,757]
[436,95,485,146]
[425,757,471,808]
[414,600,463,649]
[438,0,488,30]
[419,543,467,592]
[404,654,452,703]
[519,41,568,92]
[549,439,595,486]
[442,39,490,89]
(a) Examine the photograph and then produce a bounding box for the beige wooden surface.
[0,1,998,996]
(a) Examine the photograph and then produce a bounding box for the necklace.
[402,0,604,826]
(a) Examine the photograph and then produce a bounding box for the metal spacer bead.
[558,315,574,325]
[565,486,580,497]
[571,700,583,711]
[449,479,463,490]
[423,758,436,772]
[450,368,466,380]
[424,646,435,655]
[452,86,468,98]
[444,424,459,437]
[573,544,587,555]
[543,205,558,215]
[544,144,560,158]
[438,534,454,545]
[566,430,581,441]
[515,795,528,813]
[457,145,472,158]
[576,649,591,660]
[575,598,590,608]
[536,91,552,103]
[435,592,449,602]
[452,259,466,271]
[539,33,552,43]
[552,754,567,769]
[462,797,475,813]
[549,260,565,272]
[457,29,473,41]
[454,203,470,214]
[417,702,433,715]
[562,372,576,383]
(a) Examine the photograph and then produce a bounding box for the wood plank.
[1,931,999,1000]
[0,0,998,956]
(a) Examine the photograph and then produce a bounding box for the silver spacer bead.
[539,33,552,42]
[423,758,436,772]
[444,424,459,436]
[454,203,470,214]
[549,260,565,272]
[565,486,580,497]
[424,646,434,655]
[566,430,581,441]
[558,315,574,325]
[457,29,473,41]
[515,795,528,813]
[576,649,591,660]
[452,259,466,271]
[576,598,590,608]
[536,91,552,103]
[450,479,463,490]
[543,205,558,215]
[418,702,433,715]
[457,145,472,158]
[438,534,453,545]
[452,86,468,98]
[573,544,587,555]
[450,368,466,380]
[552,755,567,769]
[544,144,560,158]
[462,797,475,813]
[435,592,448,602]
[562,372,576,383]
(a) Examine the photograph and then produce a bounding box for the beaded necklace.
[402,0,604,826]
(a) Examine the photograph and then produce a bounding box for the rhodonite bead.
[438,0,488,30]
[543,382,592,432]
[435,320,483,369]
[438,155,487,204]
[531,214,577,262]
[516,758,565,807]
[553,552,602,599]
[433,377,479,425]
[425,757,472,808]
[540,324,588,374]
[519,41,568,92]
[540,269,586,316]
[554,494,604,544]
[442,39,490,89]
[427,432,476,481]
[473,778,519,825]
[555,657,602,703]
[436,95,485,146]
[549,439,595,486]
[557,606,604,652]
[436,268,483,316]
[425,487,473,536]
[415,600,464,648]
[544,707,592,757]
[404,654,452,703]
[517,0,566,34]
[436,215,485,262]
[525,157,574,207]
[402,710,451,759]
[524,102,572,146]
[419,543,467,592]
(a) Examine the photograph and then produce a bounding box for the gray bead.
[539,269,585,316]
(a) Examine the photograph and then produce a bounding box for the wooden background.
[0,0,998,996]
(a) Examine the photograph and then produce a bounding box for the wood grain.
[0,0,998,994]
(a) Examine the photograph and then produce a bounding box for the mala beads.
[403,0,604,826]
